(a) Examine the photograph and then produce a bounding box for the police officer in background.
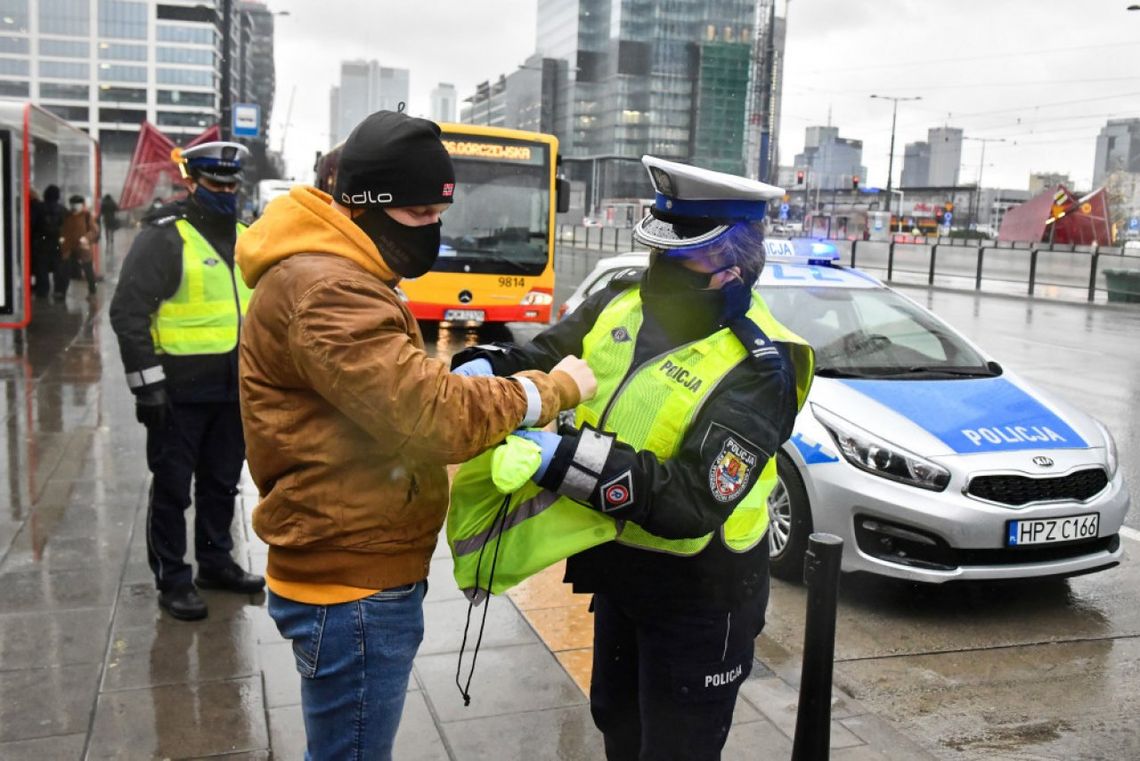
[110,142,264,621]
[451,157,814,759]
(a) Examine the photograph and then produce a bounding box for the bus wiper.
[449,248,535,273]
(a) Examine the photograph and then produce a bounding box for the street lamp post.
[963,136,1007,231]
[870,94,921,233]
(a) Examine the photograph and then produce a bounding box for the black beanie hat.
[334,110,455,208]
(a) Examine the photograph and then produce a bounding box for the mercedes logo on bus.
[1032,456,1055,468]
[458,290,473,304]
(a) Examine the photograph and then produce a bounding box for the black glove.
[135,385,171,429]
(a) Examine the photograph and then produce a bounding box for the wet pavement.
[0,244,1136,759]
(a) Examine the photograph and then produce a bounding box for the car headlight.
[812,404,950,491]
[1093,419,1119,478]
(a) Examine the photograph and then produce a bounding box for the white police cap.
[633,156,784,250]
[178,141,250,184]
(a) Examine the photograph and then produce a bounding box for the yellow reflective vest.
[150,220,252,355]
[576,287,814,556]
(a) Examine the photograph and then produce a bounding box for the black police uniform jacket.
[452,278,800,610]
[109,200,243,403]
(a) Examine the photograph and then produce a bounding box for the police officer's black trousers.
[589,583,768,761]
[144,401,245,592]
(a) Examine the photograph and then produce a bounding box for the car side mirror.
[987,360,1003,376]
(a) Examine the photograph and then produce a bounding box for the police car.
[561,239,1130,583]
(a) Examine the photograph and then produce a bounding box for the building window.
[98,0,147,40]
[157,111,214,128]
[40,38,88,57]
[156,24,214,44]
[0,56,28,75]
[41,82,88,99]
[97,41,145,60]
[43,104,88,121]
[99,128,141,155]
[157,89,213,107]
[0,80,28,96]
[157,46,212,66]
[0,35,27,53]
[98,107,146,124]
[39,59,89,78]
[39,0,89,36]
[157,67,212,87]
[0,1,28,33]
[98,84,145,103]
[98,62,146,82]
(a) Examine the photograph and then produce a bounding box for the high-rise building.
[0,0,278,196]
[1029,172,1071,195]
[901,140,930,188]
[531,0,783,203]
[1093,118,1140,187]
[927,127,962,187]
[793,126,866,191]
[460,55,562,135]
[430,82,456,124]
[900,127,962,187]
[329,60,409,144]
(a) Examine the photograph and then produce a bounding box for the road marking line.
[1120,526,1140,543]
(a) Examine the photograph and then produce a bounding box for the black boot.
[159,585,208,621]
[196,564,265,594]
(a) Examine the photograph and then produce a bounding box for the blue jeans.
[268,582,426,761]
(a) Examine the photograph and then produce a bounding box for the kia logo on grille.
[458,290,473,304]
[1032,456,1055,468]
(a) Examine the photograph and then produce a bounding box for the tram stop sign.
[232,103,260,138]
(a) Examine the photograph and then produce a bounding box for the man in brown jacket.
[236,110,594,761]
[59,194,100,298]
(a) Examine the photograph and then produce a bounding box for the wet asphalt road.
[489,282,1140,761]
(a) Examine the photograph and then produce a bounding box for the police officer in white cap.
[451,156,814,759]
[110,141,264,621]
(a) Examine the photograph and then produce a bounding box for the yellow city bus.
[315,123,567,328]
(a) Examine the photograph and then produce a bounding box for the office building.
[460,54,562,135]
[430,82,456,124]
[1029,172,1071,195]
[1093,118,1140,187]
[901,127,962,188]
[329,60,409,144]
[793,125,866,191]
[0,0,278,196]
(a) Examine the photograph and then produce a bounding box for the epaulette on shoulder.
[150,213,184,227]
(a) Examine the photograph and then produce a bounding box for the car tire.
[768,452,813,582]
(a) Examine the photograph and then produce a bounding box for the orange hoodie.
[237,186,580,602]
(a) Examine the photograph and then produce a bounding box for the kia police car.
[561,240,1129,583]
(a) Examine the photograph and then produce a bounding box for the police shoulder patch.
[708,435,759,503]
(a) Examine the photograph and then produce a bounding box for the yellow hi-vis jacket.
[150,220,252,355]
[448,287,813,598]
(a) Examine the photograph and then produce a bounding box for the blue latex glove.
[451,358,493,377]
[512,429,561,481]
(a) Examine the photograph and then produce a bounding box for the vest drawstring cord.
[455,493,511,707]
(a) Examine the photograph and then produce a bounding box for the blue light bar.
[765,238,840,264]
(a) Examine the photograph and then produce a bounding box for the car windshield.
[435,154,551,276]
[758,284,992,377]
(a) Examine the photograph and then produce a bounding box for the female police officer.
[451,156,813,760]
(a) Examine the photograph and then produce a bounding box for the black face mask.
[641,255,724,335]
[352,206,441,279]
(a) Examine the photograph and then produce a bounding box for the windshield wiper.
[815,367,884,379]
[883,366,1000,378]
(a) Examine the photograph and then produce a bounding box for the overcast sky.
[268,0,1139,191]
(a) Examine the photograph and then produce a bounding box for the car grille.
[966,468,1109,507]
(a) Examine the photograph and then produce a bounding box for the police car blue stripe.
[841,377,1087,453]
[791,433,840,464]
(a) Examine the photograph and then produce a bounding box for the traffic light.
[852,175,860,190]
[796,170,805,185]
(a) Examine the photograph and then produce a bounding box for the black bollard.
[790,533,844,761]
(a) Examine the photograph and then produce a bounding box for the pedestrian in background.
[31,184,65,300]
[235,109,595,761]
[451,156,814,761]
[99,193,120,255]
[60,194,100,298]
[110,141,264,622]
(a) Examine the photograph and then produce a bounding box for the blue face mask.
[193,184,239,218]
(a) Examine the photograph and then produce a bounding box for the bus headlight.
[521,290,553,306]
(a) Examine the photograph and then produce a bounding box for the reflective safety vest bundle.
[150,220,252,355]
[448,287,814,600]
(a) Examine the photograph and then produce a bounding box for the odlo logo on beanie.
[341,190,394,206]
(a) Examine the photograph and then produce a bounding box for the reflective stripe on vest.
[151,220,252,356]
[577,287,814,557]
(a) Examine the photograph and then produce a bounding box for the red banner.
[117,122,221,210]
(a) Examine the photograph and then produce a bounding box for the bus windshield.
[436,152,551,276]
